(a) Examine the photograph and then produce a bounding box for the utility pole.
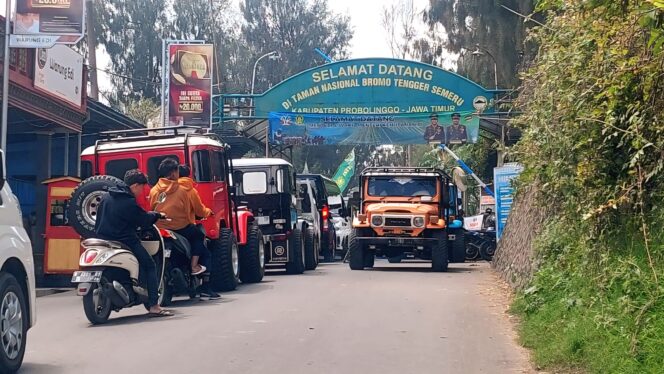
[86,0,99,100]
[1,0,12,152]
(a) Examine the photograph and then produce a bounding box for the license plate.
[71,271,103,283]
[257,216,270,225]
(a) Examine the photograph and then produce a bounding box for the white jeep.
[0,149,37,373]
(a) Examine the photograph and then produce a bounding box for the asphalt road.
[22,261,533,374]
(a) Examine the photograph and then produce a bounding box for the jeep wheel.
[239,224,265,284]
[348,229,365,270]
[449,228,466,263]
[431,231,449,272]
[67,175,123,239]
[304,228,318,270]
[285,229,305,274]
[363,249,375,268]
[208,229,240,292]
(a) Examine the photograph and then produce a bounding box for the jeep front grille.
[384,217,411,227]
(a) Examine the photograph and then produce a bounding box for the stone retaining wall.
[492,185,547,290]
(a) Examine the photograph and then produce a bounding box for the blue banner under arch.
[269,111,480,145]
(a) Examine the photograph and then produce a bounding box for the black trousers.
[123,239,159,307]
[175,224,210,267]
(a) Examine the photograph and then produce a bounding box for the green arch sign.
[255,58,496,117]
[250,58,497,145]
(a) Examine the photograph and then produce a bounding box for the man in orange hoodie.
[150,158,211,277]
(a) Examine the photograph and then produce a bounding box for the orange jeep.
[348,167,465,272]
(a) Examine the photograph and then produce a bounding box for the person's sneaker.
[198,285,221,300]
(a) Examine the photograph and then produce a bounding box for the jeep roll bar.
[357,166,452,220]
[99,125,206,137]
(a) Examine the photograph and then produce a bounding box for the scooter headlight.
[371,215,383,227]
[412,216,425,228]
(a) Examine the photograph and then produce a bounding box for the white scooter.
[71,225,169,324]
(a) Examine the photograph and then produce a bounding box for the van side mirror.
[0,150,5,190]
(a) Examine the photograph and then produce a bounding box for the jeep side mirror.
[0,150,5,190]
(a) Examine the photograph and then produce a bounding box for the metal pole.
[264,131,269,157]
[1,0,12,152]
[63,133,70,176]
[440,144,494,197]
[250,59,259,115]
[86,0,99,100]
[493,61,498,90]
[161,39,167,127]
[77,132,82,177]
[498,125,506,167]
[251,51,277,157]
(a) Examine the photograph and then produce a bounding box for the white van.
[0,149,36,373]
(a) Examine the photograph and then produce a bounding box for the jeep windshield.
[367,177,437,197]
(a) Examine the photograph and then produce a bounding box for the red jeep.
[68,126,263,291]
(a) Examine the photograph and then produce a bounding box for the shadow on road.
[225,282,275,295]
[84,310,191,328]
[20,362,64,374]
[365,263,483,274]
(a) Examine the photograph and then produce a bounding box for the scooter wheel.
[83,280,112,325]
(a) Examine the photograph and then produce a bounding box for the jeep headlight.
[371,215,383,227]
[412,216,425,228]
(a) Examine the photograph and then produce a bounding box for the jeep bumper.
[355,236,437,247]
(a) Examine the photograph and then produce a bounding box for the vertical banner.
[332,148,355,192]
[167,43,213,127]
[12,0,85,47]
[493,163,524,240]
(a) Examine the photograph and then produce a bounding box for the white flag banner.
[463,215,484,231]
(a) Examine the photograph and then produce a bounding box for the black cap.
[430,113,438,119]
[452,113,461,119]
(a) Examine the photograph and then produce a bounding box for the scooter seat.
[81,238,129,250]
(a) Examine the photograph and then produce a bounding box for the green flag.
[332,149,356,193]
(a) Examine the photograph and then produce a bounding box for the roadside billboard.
[12,0,85,48]
[167,43,213,127]
[34,44,84,108]
[493,163,524,240]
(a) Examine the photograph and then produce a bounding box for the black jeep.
[233,158,318,273]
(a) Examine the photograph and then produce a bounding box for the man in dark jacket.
[95,169,172,317]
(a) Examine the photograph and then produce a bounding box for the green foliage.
[512,1,664,372]
[124,98,160,125]
[94,0,353,104]
[95,0,169,102]
[512,218,664,373]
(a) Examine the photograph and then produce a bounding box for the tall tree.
[380,0,420,59]
[421,0,535,88]
[169,0,251,93]
[95,0,169,104]
[240,0,353,93]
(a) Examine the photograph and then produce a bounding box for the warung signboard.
[34,44,83,108]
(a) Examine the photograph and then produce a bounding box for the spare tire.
[68,175,123,239]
